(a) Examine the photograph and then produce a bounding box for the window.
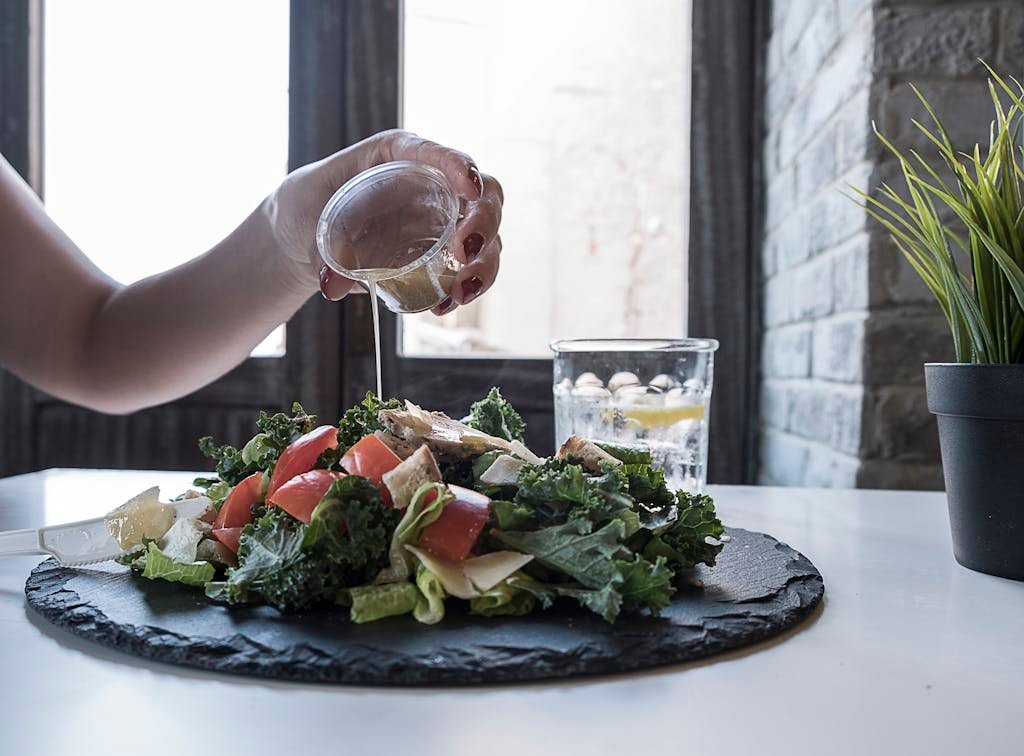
[43,0,289,356]
[402,0,691,357]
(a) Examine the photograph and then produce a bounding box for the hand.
[265,129,504,314]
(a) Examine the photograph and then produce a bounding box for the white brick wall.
[759,0,1022,488]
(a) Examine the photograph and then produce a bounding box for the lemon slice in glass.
[621,404,705,428]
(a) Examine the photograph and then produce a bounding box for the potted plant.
[854,65,1024,581]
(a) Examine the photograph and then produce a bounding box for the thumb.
[319,265,359,301]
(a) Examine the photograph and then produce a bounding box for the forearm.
[71,200,311,413]
[1,129,501,415]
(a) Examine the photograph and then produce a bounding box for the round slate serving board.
[25,527,823,685]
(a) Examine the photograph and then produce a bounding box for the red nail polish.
[319,266,333,300]
[436,296,455,315]
[461,276,484,303]
[468,166,483,197]
[463,233,484,261]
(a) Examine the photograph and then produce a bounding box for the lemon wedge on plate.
[621,404,705,428]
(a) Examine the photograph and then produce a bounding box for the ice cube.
[608,371,641,392]
[683,378,705,393]
[649,373,679,392]
[574,372,604,388]
[665,386,689,406]
[614,384,664,405]
[572,384,611,399]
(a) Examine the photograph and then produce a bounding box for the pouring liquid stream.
[349,238,454,399]
[367,278,383,399]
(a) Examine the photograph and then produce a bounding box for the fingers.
[430,295,459,317]
[319,265,359,302]
[441,173,503,312]
[378,130,483,201]
[451,234,501,307]
[452,172,503,264]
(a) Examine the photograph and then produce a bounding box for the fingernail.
[463,232,484,261]
[468,165,483,197]
[319,266,342,301]
[319,266,333,300]
[436,296,456,315]
[461,276,484,304]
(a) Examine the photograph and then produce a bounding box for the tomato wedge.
[212,527,245,555]
[266,425,339,499]
[418,485,490,563]
[269,469,347,525]
[213,471,263,530]
[340,434,402,505]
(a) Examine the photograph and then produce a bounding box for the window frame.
[688,0,767,483]
[0,0,767,480]
[0,0,345,475]
[352,0,768,475]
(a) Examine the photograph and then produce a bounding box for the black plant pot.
[926,363,1024,581]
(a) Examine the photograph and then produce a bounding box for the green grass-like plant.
[851,63,1024,364]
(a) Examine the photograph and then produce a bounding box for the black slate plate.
[25,527,823,685]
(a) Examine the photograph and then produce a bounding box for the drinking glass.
[551,338,720,493]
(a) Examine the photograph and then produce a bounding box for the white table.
[0,469,1020,756]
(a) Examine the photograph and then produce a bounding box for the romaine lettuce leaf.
[375,482,452,584]
[413,563,446,624]
[348,582,420,623]
[469,579,536,617]
[140,541,214,587]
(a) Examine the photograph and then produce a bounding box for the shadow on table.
[22,593,826,694]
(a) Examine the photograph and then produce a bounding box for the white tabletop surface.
[0,468,1020,756]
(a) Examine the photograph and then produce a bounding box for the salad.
[113,389,726,624]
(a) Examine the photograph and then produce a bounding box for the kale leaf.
[463,387,526,442]
[337,392,401,451]
[631,491,726,571]
[512,458,633,531]
[493,519,627,589]
[440,458,475,488]
[198,402,317,485]
[506,552,673,623]
[594,441,653,465]
[616,462,675,509]
[205,475,398,611]
[615,555,674,613]
[306,476,400,582]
